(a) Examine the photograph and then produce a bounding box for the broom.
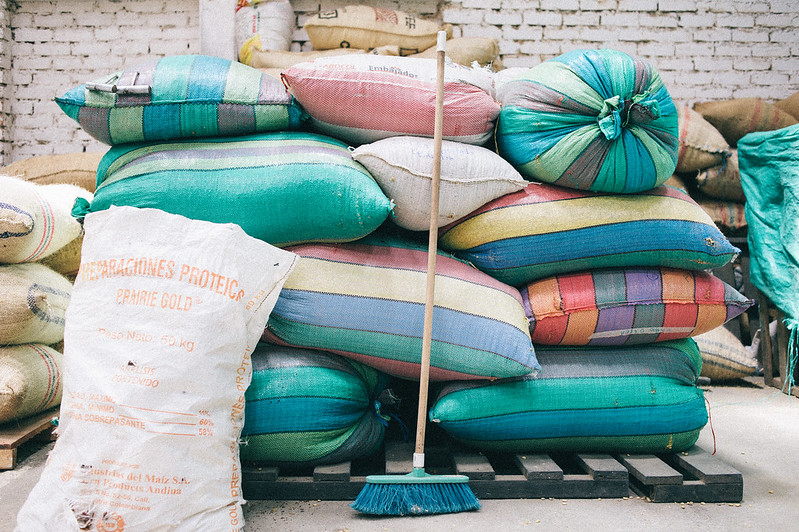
[350,31,480,516]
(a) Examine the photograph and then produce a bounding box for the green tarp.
[738,123,799,392]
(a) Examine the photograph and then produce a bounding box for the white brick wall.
[1,0,798,165]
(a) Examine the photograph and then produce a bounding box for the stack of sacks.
[0,175,91,425]
[58,54,392,246]
[430,49,753,454]
[671,93,799,237]
[3,152,101,280]
[242,4,502,78]
[53,54,398,466]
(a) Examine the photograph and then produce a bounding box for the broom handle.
[415,31,446,461]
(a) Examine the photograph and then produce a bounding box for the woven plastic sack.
[695,149,745,203]
[694,98,798,147]
[0,344,62,424]
[694,325,758,382]
[282,54,499,146]
[15,206,297,531]
[522,267,752,346]
[352,136,527,231]
[3,152,102,192]
[241,344,389,467]
[739,124,799,392]
[675,105,731,173]
[496,49,679,194]
[263,234,539,381]
[73,132,392,247]
[0,175,91,264]
[429,339,707,454]
[235,0,294,60]
[438,182,740,287]
[0,263,72,346]
[303,5,449,54]
[55,54,304,145]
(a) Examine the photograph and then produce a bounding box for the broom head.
[351,468,480,516]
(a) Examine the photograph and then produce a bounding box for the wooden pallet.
[242,439,629,501]
[618,446,743,503]
[242,439,743,504]
[0,407,59,470]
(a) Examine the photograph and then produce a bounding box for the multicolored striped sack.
[675,105,732,173]
[496,49,679,194]
[73,132,392,247]
[429,339,707,454]
[241,344,390,466]
[281,54,499,146]
[0,344,62,424]
[55,54,305,145]
[694,325,759,382]
[351,136,527,231]
[438,182,740,287]
[263,234,539,381]
[0,263,72,346]
[0,175,91,264]
[522,267,753,346]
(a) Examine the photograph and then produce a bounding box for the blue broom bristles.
[351,480,481,516]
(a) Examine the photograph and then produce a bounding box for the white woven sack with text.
[15,206,297,531]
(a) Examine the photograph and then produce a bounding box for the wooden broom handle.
[415,31,446,458]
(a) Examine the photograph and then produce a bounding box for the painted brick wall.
[2,0,798,166]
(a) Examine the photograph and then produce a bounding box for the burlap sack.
[695,325,758,381]
[245,46,367,68]
[675,105,731,173]
[304,5,451,53]
[774,91,799,120]
[697,199,747,231]
[0,175,91,263]
[0,263,72,346]
[3,152,102,192]
[38,234,83,280]
[0,344,63,424]
[693,97,798,146]
[695,149,746,203]
[410,37,501,69]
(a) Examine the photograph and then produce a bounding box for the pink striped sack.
[281,54,499,146]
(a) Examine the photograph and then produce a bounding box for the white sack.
[15,206,297,531]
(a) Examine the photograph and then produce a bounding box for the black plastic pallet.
[242,440,743,503]
[618,446,743,503]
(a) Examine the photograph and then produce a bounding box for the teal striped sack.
[55,54,305,145]
[497,49,678,194]
[429,339,707,454]
[438,182,740,287]
[72,132,392,247]
[241,344,390,467]
[263,234,539,381]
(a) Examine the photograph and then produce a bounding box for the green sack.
[738,124,799,392]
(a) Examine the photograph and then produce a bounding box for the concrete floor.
[2,377,798,532]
